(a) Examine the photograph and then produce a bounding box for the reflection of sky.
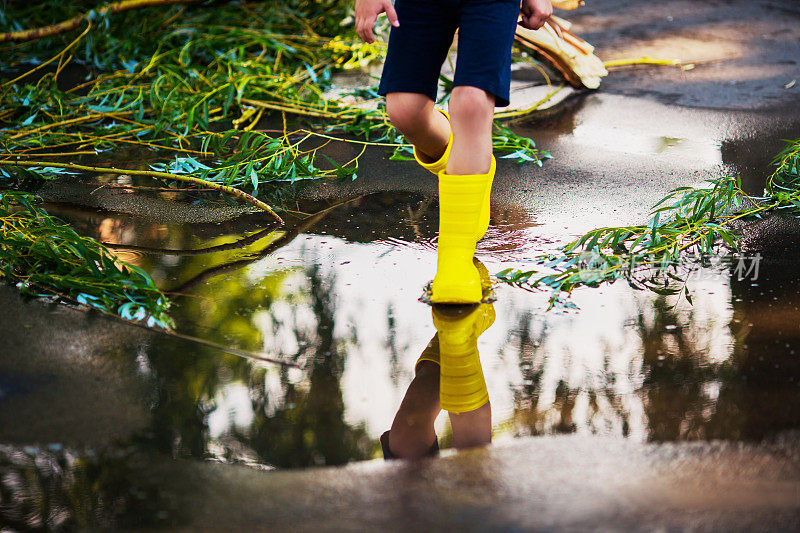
[223,231,735,443]
[569,123,722,165]
[208,382,254,437]
[550,94,725,166]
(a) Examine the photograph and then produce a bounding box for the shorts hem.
[377,82,438,104]
[451,80,510,108]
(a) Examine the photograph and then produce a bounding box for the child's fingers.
[382,0,400,27]
[356,14,376,43]
[356,18,365,42]
[521,13,548,30]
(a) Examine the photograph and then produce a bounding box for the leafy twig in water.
[0,190,172,328]
[496,138,800,309]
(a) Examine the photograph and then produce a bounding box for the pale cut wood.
[514,17,607,90]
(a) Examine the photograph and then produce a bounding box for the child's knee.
[386,93,431,135]
[387,427,437,459]
[448,86,494,123]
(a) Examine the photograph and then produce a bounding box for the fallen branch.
[169,195,362,293]
[0,0,202,43]
[0,159,284,225]
[104,225,278,255]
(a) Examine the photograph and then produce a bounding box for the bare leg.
[446,86,495,175]
[386,92,451,162]
[388,361,441,458]
[449,401,492,450]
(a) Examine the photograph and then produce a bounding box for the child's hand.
[355,0,399,44]
[519,0,553,30]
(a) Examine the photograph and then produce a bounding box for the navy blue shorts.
[377,0,520,108]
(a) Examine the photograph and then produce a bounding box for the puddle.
[21,188,797,470]
[2,87,800,532]
[2,90,796,476]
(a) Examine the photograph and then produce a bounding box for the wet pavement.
[2,0,800,529]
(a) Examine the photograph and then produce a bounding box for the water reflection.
[23,192,800,468]
[383,263,495,459]
[142,258,375,468]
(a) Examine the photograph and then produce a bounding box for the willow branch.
[104,225,279,255]
[0,160,284,225]
[0,0,203,43]
[169,196,362,293]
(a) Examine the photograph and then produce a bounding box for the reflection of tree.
[45,195,378,468]
[513,313,629,435]
[509,312,547,436]
[508,313,585,436]
[509,295,724,441]
[385,302,410,388]
[638,275,800,442]
[139,255,373,468]
[244,264,372,467]
[508,285,797,442]
[710,260,800,440]
[143,263,292,460]
[637,297,716,441]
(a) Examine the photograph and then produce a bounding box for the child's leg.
[446,86,495,175]
[430,92,495,303]
[446,0,519,174]
[450,402,492,449]
[377,0,458,163]
[387,360,441,458]
[386,92,450,163]
[429,0,518,303]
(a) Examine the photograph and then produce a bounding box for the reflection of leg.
[450,401,492,449]
[387,360,441,459]
[435,294,495,450]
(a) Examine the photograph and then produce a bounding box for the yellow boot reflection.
[383,262,495,459]
[435,302,495,414]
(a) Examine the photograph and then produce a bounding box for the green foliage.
[1,0,549,187]
[171,130,357,192]
[497,138,800,309]
[766,136,800,196]
[0,0,551,325]
[0,190,172,328]
[0,1,385,186]
[494,122,550,165]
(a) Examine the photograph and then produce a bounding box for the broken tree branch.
[0,159,284,225]
[0,0,202,43]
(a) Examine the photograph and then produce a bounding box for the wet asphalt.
[1,0,800,529]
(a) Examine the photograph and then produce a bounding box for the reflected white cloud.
[235,232,736,444]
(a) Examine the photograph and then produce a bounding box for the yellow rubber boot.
[417,259,493,372]
[475,155,496,241]
[434,302,495,413]
[430,168,492,304]
[413,109,452,176]
[473,258,493,294]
